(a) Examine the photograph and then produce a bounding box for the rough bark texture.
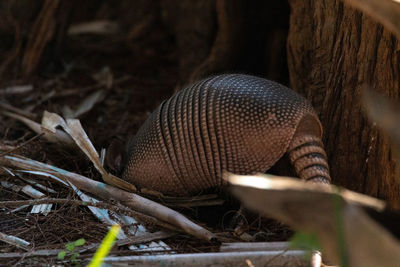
[160,0,216,83]
[160,0,289,84]
[287,0,400,207]
[189,0,290,83]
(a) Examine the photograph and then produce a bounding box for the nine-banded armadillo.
[123,74,330,196]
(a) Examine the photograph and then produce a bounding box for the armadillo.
[123,74,331,196]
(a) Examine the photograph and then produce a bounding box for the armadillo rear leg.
[288,115,331,184]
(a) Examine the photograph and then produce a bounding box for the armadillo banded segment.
[288,135,331,183]
[123,74,329,196]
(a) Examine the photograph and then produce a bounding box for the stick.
[220,242,290,252]
[0,198,180,232]
[101,251,309,266]
[0,231,174,259]
[0,155,216,242]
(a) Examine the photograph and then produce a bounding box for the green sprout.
[58,238,86,266]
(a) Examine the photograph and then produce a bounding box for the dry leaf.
[62,90,106,119]
[41,111,136,192]
[2,111,73,145]
[226,173,400,266]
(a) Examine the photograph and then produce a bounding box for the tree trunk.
[287,0,400,208]
[161,0,289,84]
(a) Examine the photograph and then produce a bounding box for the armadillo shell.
[123,74,321,196]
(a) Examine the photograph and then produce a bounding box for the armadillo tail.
[288,135,331,184]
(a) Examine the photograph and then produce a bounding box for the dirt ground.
[0,19,291,265]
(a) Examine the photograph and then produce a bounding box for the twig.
[53,76,132,98]
[0,198,181,232]
[220,242,290,252]
[0,85,33,95]
[19,177,57,194]
[0,232,30,251]
[0,231,174,259]
[0,156,216,242]
[170,199,224,208]
[1,111,74,145]
[151,193,225,207]
[0,133,43,158]
[0,101,37,119]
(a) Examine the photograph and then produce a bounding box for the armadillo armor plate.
[123,74,330,196]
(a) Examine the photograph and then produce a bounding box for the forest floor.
[0,25,291,265]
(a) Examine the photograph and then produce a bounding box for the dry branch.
[0,85,33,95]
[0,102,37,119]
[0,231,174,259]
[0,155,216,242]
[2,111,73,145]
[0,133,43,158]
[220,242,290,252]
[0,198,179,232]
[0,232,30,251]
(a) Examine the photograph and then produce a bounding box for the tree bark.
[160,0,216,83]
[287,0,400,208]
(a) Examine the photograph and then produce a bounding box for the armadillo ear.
[294,113,323,138]
[105,138,124,173]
